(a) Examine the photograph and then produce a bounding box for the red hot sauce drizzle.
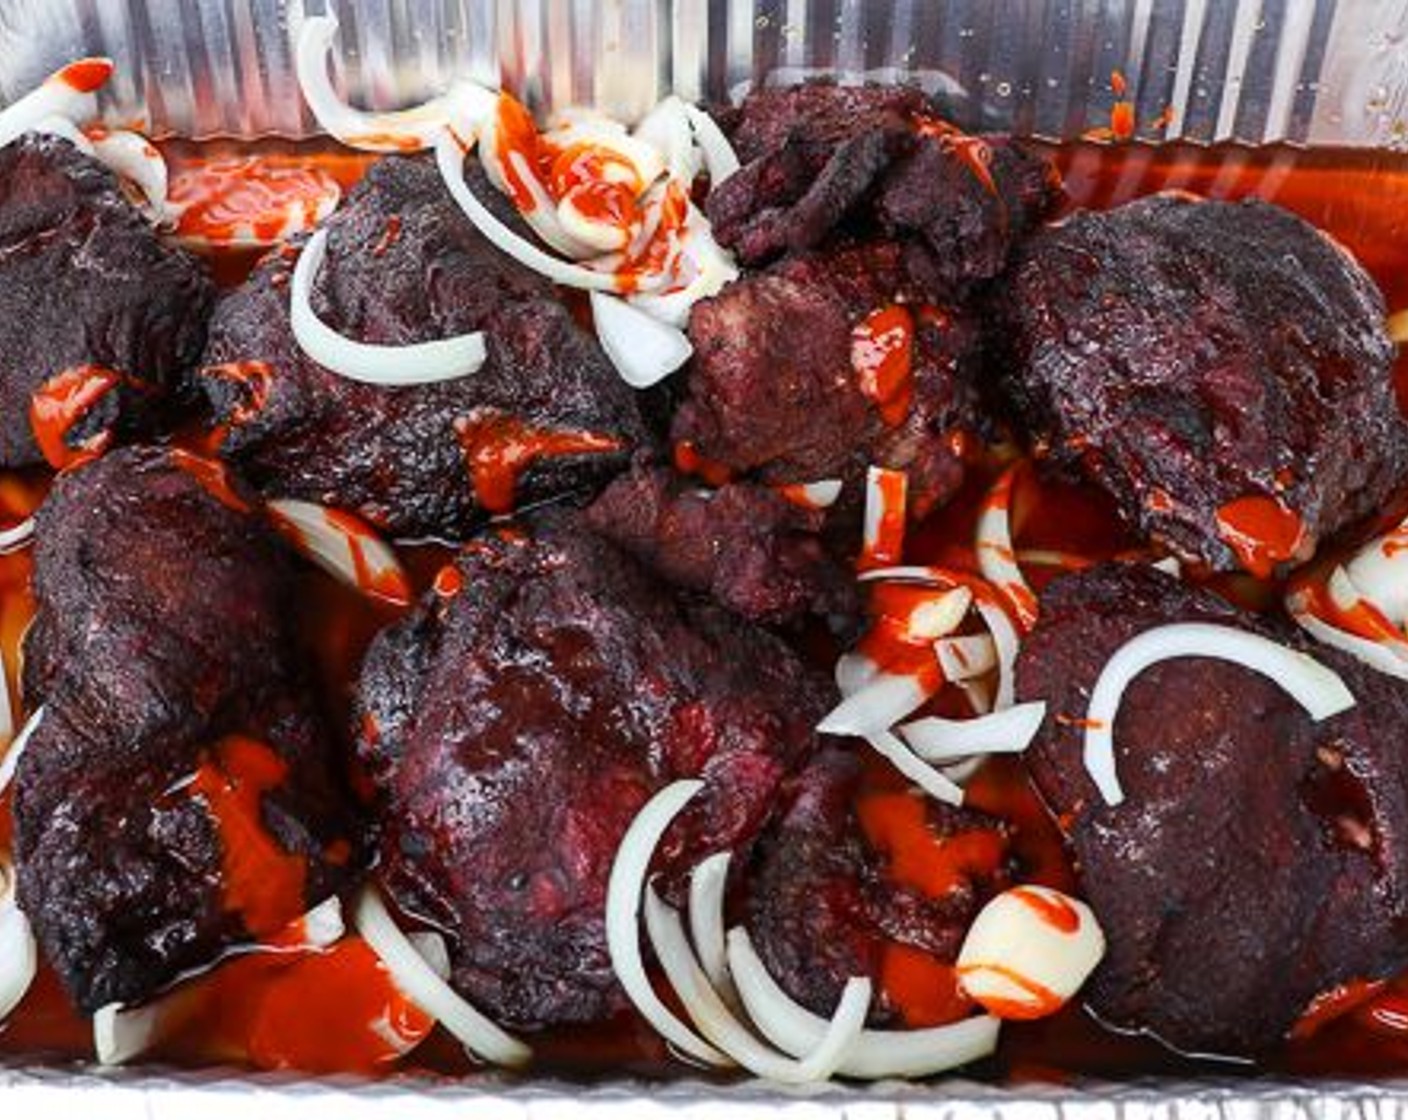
[1215,493,1308,579]
[29,365,123,470]
[852,305,915,427]
[454,414,622,514]
[188,736,309,938]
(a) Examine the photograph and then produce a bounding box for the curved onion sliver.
[604,780,729,1067]
[1084,623,1355,805]
[291,227,488,385]
[295,16,495,152]
[0,58,111,150]
[727,929,1000,1079]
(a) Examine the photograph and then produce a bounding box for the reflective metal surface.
[3,0,1408,145]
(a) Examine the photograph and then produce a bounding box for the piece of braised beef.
[1016,562,1408,1056]
[992,195,1408,574]
[746,749,1010,1026]
[707,83,1060,293]
[673,241,984,519]
[197,155,647,539]
[13,447,361,1012]
[584,464,857,624]
[0,135,213,468]
[355,515,832,1027]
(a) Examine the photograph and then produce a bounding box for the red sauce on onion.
[54,58,113,94]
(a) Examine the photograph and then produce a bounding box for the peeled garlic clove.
[956,886,1105,1020]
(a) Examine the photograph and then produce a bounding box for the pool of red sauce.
[3,137,1408,1082]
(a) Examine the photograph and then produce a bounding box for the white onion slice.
[354,884,531,1067]
[634,96,701,183]
[1151,556,1182,577]
[976,600,1021,711]
[861,466,908,568]
[956,887,1105,1020]
[688,852,735,1001]
[834,651,877,697]
[644,887,869,1083]
[590,291,693,388]
[1292,604,1408,682]
[1084,623,1356,806]
[0,58,109,150]
[295,17,495,152]
[901,702,1047,763]
[605,780,729,1067]
[266,498,410,606]
[727,929,1000,1080]
[777,479,843,510]
[866,730,965,806]
[436,129,667,293]
[291,228,487,385]
[0,706,43,798]
[684,103,740,185]
[89,129,170,219]
[1345,521,1408,628]
[0,866,36,1023]
[975,467,1038,631]
[817,671,935,738]
[935,634,997,681]
[627,208,739,327]
[938,755,987,784]
[484,131,600,259]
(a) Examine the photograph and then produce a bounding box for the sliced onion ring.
[291,228,488,385]
[435,129,668,294]
[1287,580,1408,681]
[683,103,741,185]
[727,928,1000,1079]
[0,706,44,798]
[644,886,869,1083]
[590,291,693,388]
[935,634,997,681]
[975,464,1038,630]
[266,498,411,607]
[817,671,937,738]
[354,884,531,1067]
[295,16,495,152]
[89,129,171,220]
[605,780,729,1067]
[901,702,1047,763]
[0,863,36,1023]
[688,852,735,1001]
[0,58,110,149]
[866,730,965,806]
[1084,623,1356,806]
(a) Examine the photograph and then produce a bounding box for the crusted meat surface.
[673,242,985,517]
[14,448,361,1012]
[355,517,831,1027]
[1016,563,1408,1056]
[584,464,857,624]
[0,135,213,467]
[747,750,1010,1026]
[992,195,1408,573]
[198,155,647,538]
[707,83,1059,294]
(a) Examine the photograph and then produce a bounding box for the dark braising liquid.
[2,138,1408,1081]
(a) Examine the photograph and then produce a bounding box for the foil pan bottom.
[3,1064,1408,1118]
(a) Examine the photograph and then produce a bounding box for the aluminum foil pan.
[3,0,1408,1114]
[3,0,1408,146]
